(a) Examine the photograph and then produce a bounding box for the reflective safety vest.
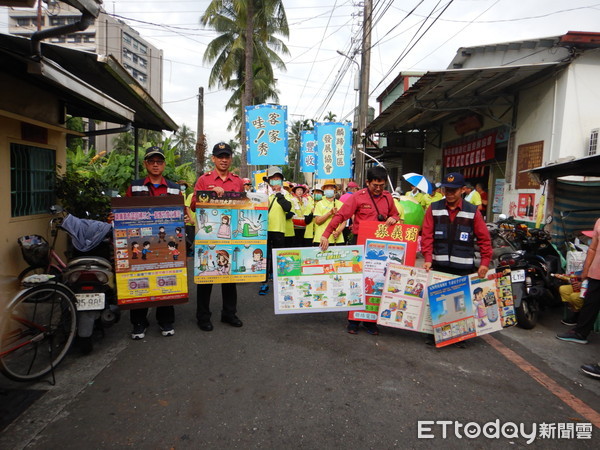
[130,178,181,196]
[431,199,477,272]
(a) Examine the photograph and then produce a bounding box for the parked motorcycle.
[496,217,564,328]
[57,207,119,353]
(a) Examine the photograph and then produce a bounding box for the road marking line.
[482,334,600,428]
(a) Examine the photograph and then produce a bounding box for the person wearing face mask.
[313,180,345,246]
[303,186,322,246]
[258,166,293,295]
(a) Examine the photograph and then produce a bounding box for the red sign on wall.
[443,132,497,168]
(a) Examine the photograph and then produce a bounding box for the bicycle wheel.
[0,283,77,382]
[17,265,62,283]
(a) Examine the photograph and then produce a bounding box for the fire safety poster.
[273,245,365,314]
[111,196,188,309]
[194,190,268,284]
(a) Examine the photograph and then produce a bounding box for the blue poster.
[314,122,352,179]
[245,104,288,165]
[300,130,317,173]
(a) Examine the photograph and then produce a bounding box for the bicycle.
[17,212,67,281]
[0,276,77,382]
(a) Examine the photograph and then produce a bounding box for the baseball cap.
[441,172,466,188]
[144,146,165,160]
[212,142,233,156]
[347,181,359,188]
[265,166,284,179]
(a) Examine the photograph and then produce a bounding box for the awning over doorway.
[525,154,600,181]
[366,62,560,133]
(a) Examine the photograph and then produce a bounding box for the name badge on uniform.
[459,232,470,241]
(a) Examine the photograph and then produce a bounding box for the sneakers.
[364,323,380,336]
[556,330,588,344]
[160,323,175,337]
[581,363,600,379]
[131,324,147,340]
[347,323,359,334]
[258,283,269,295]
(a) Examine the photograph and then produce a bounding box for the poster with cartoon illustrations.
[427,270,516,348]
[358,240,409,322]
[377,264,455,333]
[273,246,365,314]
[194,190,268,284]
[112,196,188,309]
[349,223,419,322]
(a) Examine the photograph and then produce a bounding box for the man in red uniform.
[319,166,399,250]
[192,142,244,331]
[126,146,183,340]
[320,166,399,335]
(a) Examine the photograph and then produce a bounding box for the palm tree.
[201,0,289,177]
[324,111,337,122]
[171,124,196,164]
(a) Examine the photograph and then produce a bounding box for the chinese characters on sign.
[516,141,543,189]
[300,130,317,173]
[314,122,352,178]
[443,132,497,168]
[245,104,288,165]
[112,196,188,309]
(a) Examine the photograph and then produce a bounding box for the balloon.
[399,196,424,227]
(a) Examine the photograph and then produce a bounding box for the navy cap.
[144,146,165,160]
[212,142,233,156]
[441,172,466,188]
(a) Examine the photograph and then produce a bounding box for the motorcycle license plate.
[511,270,526,283]
[75,293,105,311]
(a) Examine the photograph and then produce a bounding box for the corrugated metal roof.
[366,62,560,134]
[0,33,177,131]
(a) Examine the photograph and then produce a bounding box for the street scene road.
[1,267,599,449]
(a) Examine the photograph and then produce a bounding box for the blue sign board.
[300,130,317,173]
[314,122,352,179]
[245,104,288,165]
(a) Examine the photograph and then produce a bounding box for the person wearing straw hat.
[290,183,313,247]
[313,180,345,246]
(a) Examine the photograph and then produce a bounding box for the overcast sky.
[42,1,600,144]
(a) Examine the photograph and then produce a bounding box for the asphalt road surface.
[1,276,599,449]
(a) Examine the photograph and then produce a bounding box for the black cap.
[441,172,466,188]
[212,142,233,156]
[144,146,165,160]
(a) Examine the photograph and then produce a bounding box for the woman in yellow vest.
[313,180,345,246]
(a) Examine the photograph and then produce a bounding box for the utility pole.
[356,0,372,188]
[195,87,206,177]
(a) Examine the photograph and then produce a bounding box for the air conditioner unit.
[588,128,599,156]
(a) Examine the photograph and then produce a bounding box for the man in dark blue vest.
[421,172,492,278]
[125,146,183,340]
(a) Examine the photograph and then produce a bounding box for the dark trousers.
[266,231,285,282]
[574,277,600,338]
[196,283,237,323]
[294,229,306,247]
[431,264,476,277]
[185,224,195,255]
[130,306,174,327]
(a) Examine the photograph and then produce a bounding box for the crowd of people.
[127,143,598,380]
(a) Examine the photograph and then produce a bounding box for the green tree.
[171,124,196,165]
[201,0,289,176]
[323,111,337,122]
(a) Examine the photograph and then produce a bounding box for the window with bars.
[10,143,55,217]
